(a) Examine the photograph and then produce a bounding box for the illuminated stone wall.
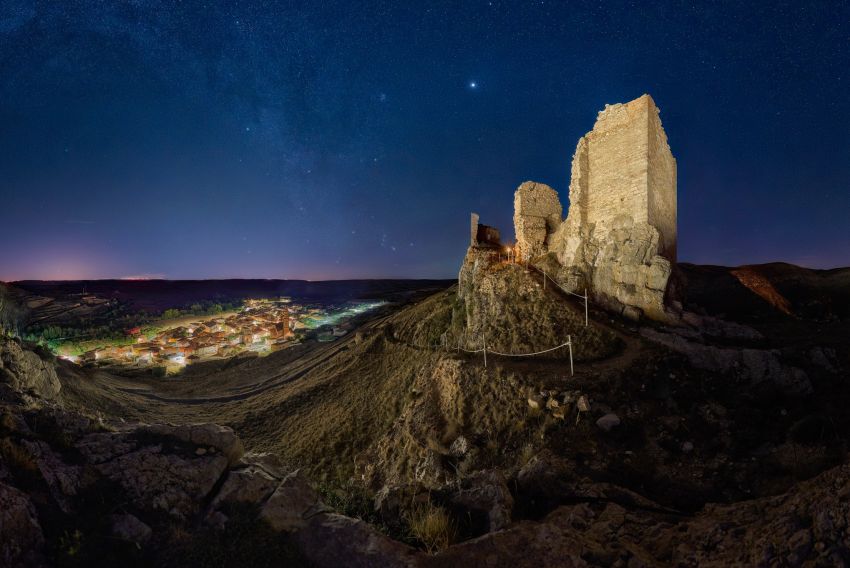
[574,94,677,261]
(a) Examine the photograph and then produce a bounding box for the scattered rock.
[205,511,228,531]
[211,462,280,509]
[682,441,694,453]
[809,346,837,373]
[259,469,325,532]
[527,393,544,410]
[295,513,421,568]
[110,513,152,544]
[451,469,513,532]
[596,413,621,432]
[449,435,469,458]
[517,450,574,499]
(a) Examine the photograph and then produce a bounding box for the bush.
[405,502,456,554]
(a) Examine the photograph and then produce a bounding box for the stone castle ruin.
[470,212,502,248]
[493,94,678,321]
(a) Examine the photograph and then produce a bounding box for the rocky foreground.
[3,316,850,567]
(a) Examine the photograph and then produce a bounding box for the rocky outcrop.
[455,248,620,359]
[450,469,513,532]
[77,426,233,519]
[429,461,850,567]
[141,422,245,466]
[295,513,421,568]
[551,213,676,321]
[259,469,326,532]
[641,327,812,396]
[0,338,61,401]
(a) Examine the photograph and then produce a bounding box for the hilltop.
[2,254,849,565]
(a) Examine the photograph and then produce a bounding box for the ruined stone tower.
[509,94,679,321]
[562,94,677,263]
[513,181,561,261]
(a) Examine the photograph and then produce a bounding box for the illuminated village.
[75,298,383,373]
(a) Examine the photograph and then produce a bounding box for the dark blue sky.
[1,1,848,280]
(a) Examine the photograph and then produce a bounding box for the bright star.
[469,81,478,89]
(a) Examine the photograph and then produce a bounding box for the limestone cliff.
[455,246,620,360]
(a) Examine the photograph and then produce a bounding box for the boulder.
[110,513,152,544]
[259,469,325,532]
[295,513,421,568]
[596,413,621,432]
[0,338,61,401]
[211,463,280,509]
[527,393,544,410]
[451,469,513,532]
[516,450,574,499]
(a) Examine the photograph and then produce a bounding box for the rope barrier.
[535,268,589,328]
[487,340,571,357]
[452,333,574,375]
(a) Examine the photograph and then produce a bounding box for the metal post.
[482,334,487,368]
[568,334,574,376]
[584,288,588,327]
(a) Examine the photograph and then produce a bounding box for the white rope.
[487,340,572,357]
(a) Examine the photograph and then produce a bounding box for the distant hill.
[679,262,850,322]
[12,278,453,309]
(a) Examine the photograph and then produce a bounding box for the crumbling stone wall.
[514,94,679,321]
[559,94,676,262]
[513,182,562,261]
[470,213,501,248]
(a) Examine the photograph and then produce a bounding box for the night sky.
[1,1,848,281]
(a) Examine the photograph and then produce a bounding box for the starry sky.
[1,1,848,281]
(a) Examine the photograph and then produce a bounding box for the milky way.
[1,1,848,280]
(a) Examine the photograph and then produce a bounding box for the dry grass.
[405,502,457,554]
[56,287,620,491]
